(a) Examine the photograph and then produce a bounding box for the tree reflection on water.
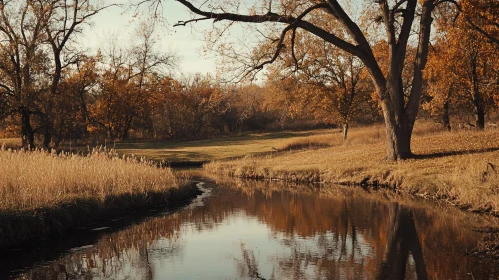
[376,205,428,280]
[11,178,499,279]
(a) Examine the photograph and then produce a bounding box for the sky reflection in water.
[10,179,499,279]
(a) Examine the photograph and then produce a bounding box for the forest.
[0,0,496,156]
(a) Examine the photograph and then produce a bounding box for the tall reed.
[0,146,180,212]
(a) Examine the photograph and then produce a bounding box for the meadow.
[204,123,499,215]
[113,130,330,162]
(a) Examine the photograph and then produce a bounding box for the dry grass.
[206,123,499,215]
[0,146,181,212]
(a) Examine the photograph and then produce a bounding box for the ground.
[3,122,499,215]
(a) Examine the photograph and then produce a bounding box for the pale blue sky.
[81,0,217,76]
[81,0,367,77]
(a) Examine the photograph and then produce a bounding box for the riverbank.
[205,125,499,216]
[0,147,201,249]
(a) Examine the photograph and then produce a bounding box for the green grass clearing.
[0,138,21,147]
[114,130,335,162]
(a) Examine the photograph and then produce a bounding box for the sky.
[81,0,218,76]
[81,0,367,78]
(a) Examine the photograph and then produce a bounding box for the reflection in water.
[7,178,499,279]
[376,205,427,280]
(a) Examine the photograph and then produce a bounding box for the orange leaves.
[264,26,378,128]
[423,15,499,125]
[461,0,499,45]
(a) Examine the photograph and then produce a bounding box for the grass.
[205,122,499,215]
[0,146,200,248]
[0,137,20,147]
[0,146,183,212]
[113,131,328,162]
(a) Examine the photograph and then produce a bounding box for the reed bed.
[0,146,182,212]
[0,146,201,249]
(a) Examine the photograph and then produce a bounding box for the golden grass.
[205,123,499,215]
[0,146,181,212]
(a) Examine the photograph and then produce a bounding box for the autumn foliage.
[0,0,498,151]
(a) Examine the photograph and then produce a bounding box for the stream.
[2,176,499,279]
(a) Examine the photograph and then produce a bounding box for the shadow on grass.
[414,147,499,160]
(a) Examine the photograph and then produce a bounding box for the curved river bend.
[3,178,499,279]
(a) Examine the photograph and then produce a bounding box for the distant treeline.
[0,0,497,148]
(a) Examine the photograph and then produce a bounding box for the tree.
[54,55,100,145]
[0,0,110,148]
[266,27,375,140]
[424,43,455,130]
[449,26,498,129]
[158,0,456,160]
[461,0,499,46]
[0,0,51,148]
[90,24,174,141]
[41,0,112,148]
[149,74,234,139]
[426,18,499,129]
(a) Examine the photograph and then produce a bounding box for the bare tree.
[0,0,113,148]
[0,0,51,148]
[41,0,115,148]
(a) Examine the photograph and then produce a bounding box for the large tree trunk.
[379,80,415,160]
[370,0,433,161]
[21,109,35,149]
[382,108,413,160]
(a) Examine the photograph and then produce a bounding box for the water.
[3,178,499,279]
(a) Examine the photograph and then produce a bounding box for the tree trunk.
[379,82,415,160]
[475,105,485,129]
[443,99,451,131]
[368,0,433,161]
[122,116,134,141]
[107,128,114,141]
[472,89,485,130]
[342,123,349,141]
[21,109,35,149]
[43,122,53,149]
[470,49,485,130]
[122,129,129,141]
[383,117,413,160]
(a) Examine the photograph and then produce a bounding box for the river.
[2,176,499,279]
